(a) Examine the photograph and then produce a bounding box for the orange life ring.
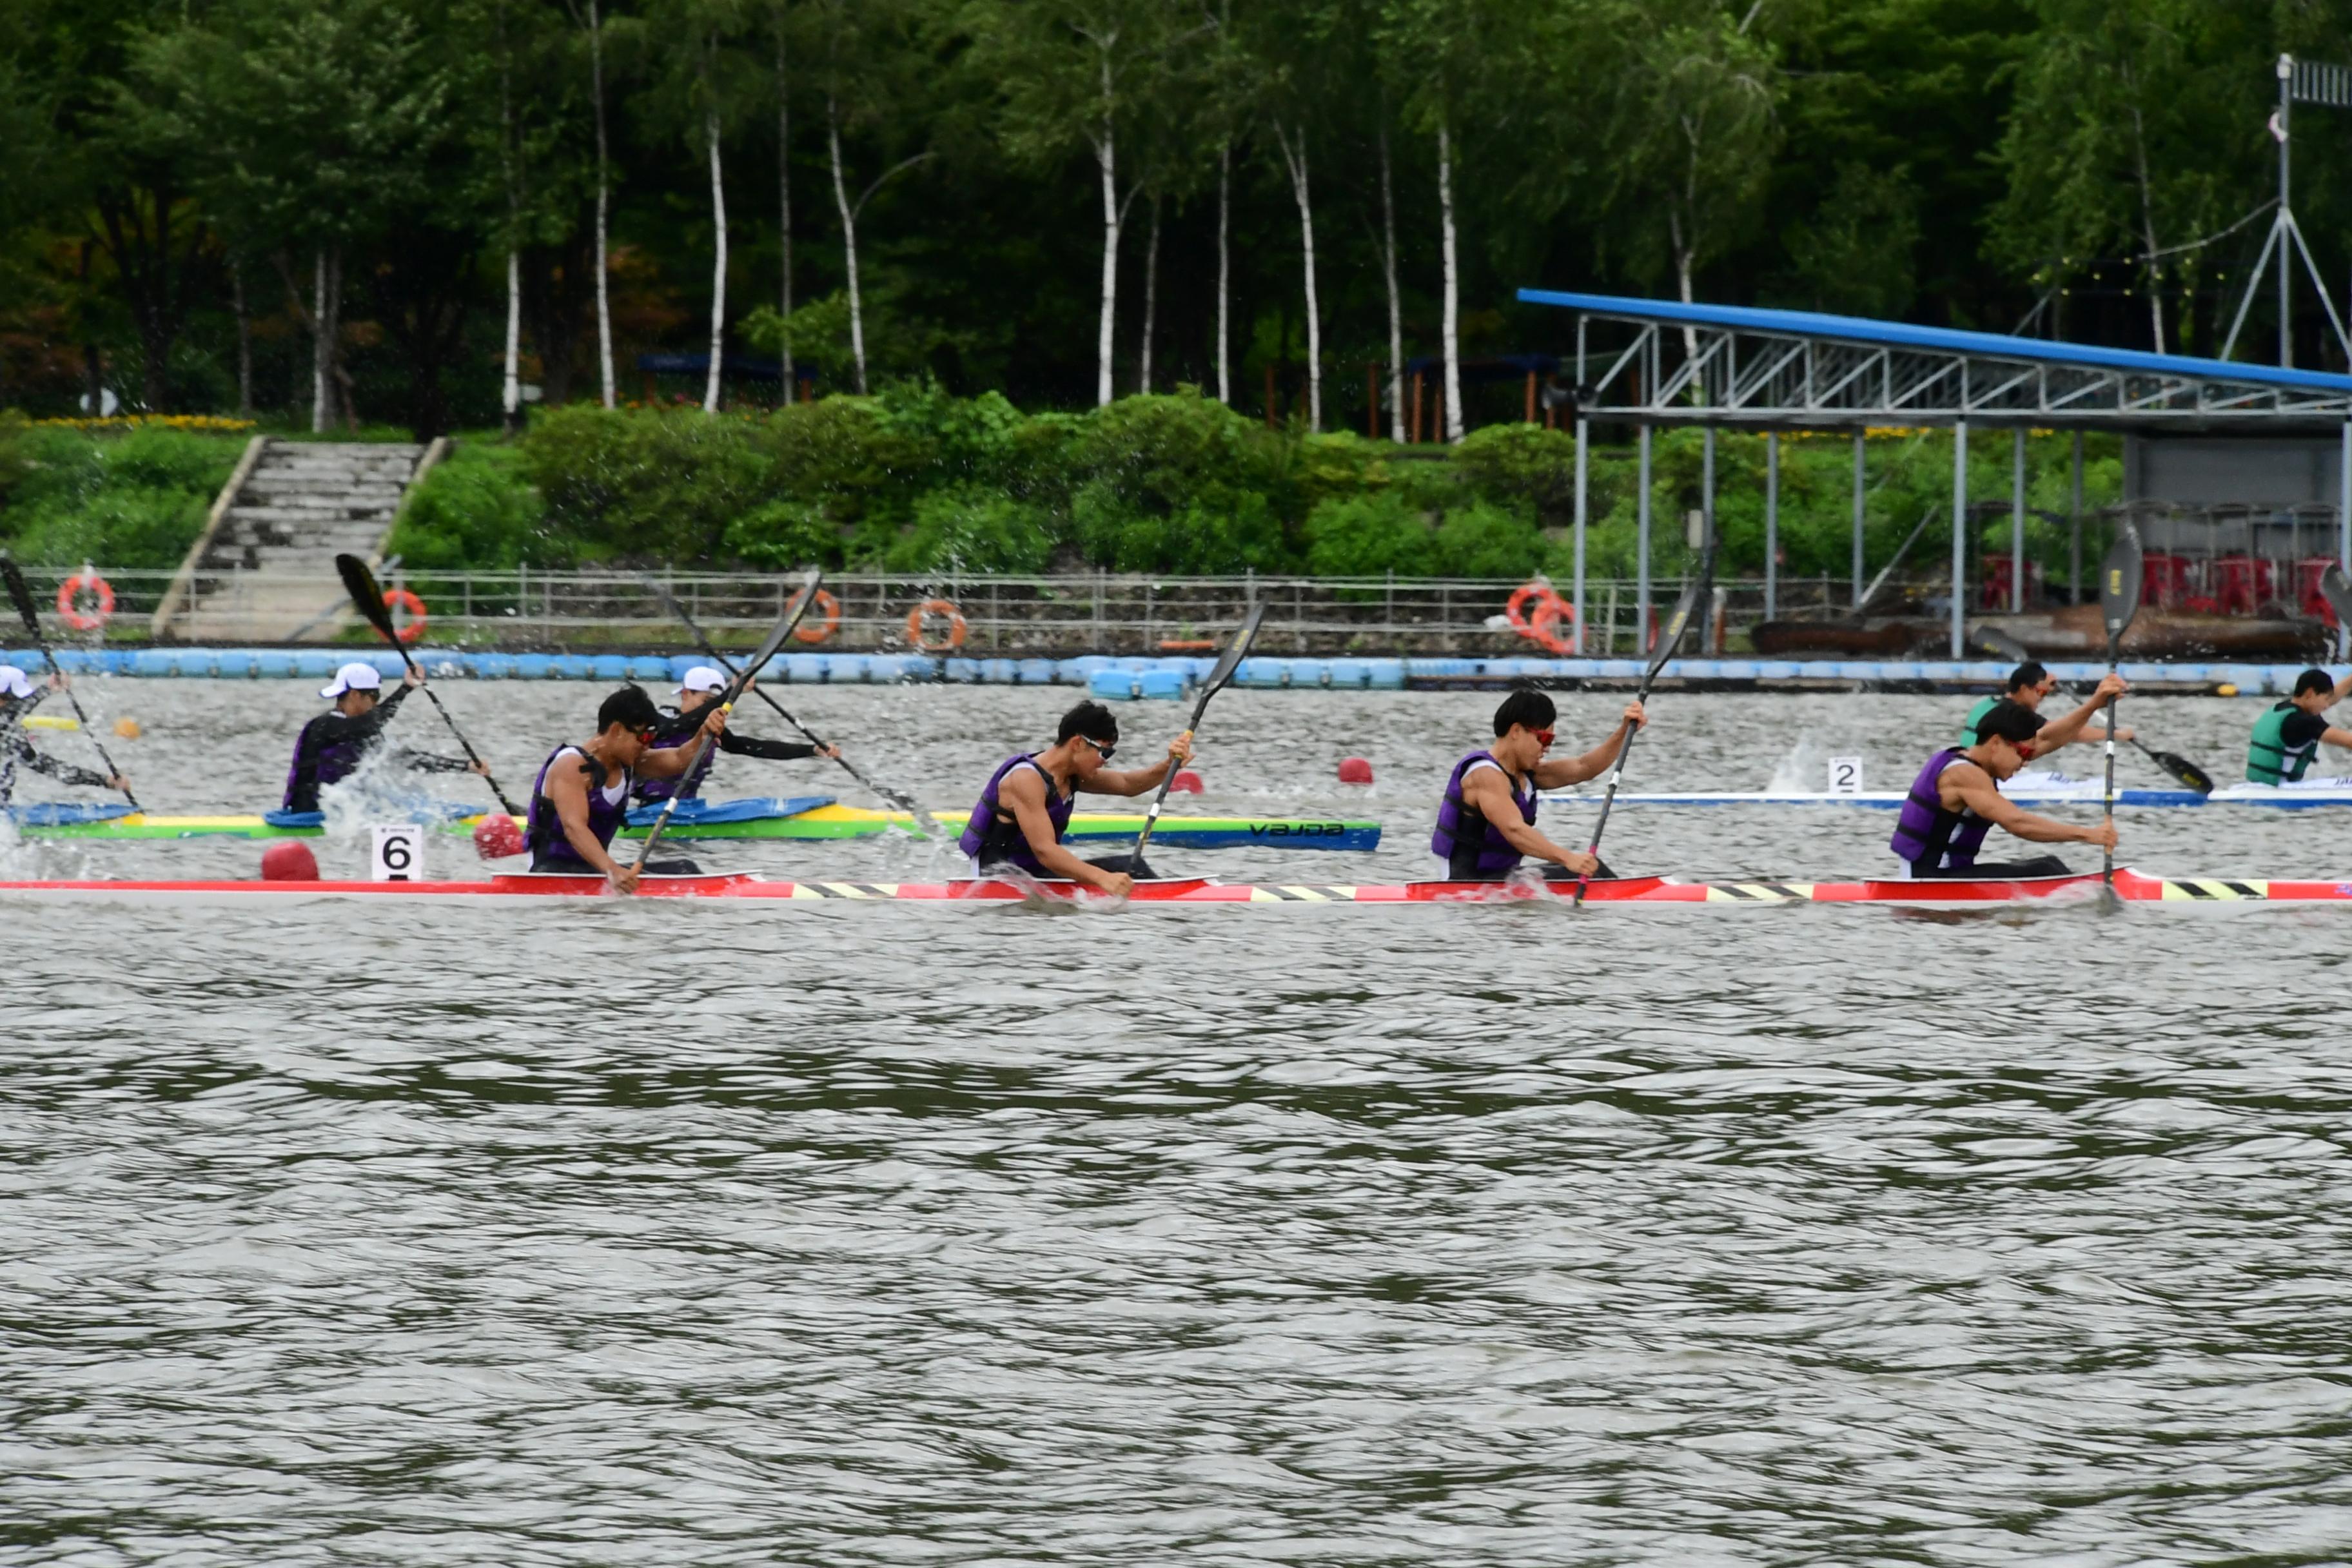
[382,587,427,644]
[1529,595,1580,655]
[791,587,842,644]
[56,568,114,631]
[1505,580,1565,638]
[906,598,968,652]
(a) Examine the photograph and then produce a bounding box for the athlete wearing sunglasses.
[961,700,1195,894]
[1432,687,1647,881]
[524,683,731,890]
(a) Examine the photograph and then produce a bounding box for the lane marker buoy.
[260,842,320,881]
[1338,757,1373,784]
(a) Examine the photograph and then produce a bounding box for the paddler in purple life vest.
[526,684,729,890]
[1431,687,1646,881]
[0,664,128,807]
[281,662,482,814]
[960,699,1194,895]
[1891,696,2120,879]
[631,665,838,807]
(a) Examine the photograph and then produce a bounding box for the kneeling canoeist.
[961,700,1193,895]
[1893,699,2119,878]
[283,662,483,813]
[2245,668,2352,784]
[631,665,839,807]
[1431,689,1645,881]
[1958,661,2131,756]
[527,685,727,890]
[1,665,128,806]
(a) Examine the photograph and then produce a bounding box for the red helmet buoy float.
[472,814,526,860]
[1169,769,1203,794]
[260,841,320,881]
[1337,757,1374,784]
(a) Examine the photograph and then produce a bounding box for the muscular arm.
[718,730,820,761]
[999,764,1121,890]
[636,710,728,779]
[1530,701,1646,789]
[1460,765,1594,873]
[1941,760,2111,846]
[1073,758,1175,797]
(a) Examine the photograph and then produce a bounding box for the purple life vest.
[525,745,633,871]
[1889,747,1995,871]
[1431,750,1536,876]
[281,712,373,811]
[960,753,1074,874]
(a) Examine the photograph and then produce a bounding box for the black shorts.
[1910,854,2075,880]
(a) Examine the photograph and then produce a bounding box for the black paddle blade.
[335,553,403,645]
[2099,525,2143,645]
[727,569,822,701]
[2146,748,2215,795]
[0,553,43,638]
[1648,567,1710,677]
[1968,623,2030,665]
[1202,603,1269,696]
[2320,564,2352,629]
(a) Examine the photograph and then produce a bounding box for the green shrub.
[385,444,553,569]
[1452,424,1580,524]
[1304,492,1435,577]
[520,404,769,560]
[1432,501,1545,579]
[724,499,843,569]
[0,424,241,568]
[883,485,1055,573]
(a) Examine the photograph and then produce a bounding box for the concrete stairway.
[157,440,439,643]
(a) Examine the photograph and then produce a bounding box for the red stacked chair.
[2297,559,2339,625]
[1978,556,2042,610]
[2209,556,2273,616]
[2141,553,2193,610]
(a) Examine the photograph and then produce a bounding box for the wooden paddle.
[334,553,521,817]
[649,579,941,836]
[1575,555,1712,908]
[631,569,821,876]
[2097,524,2144,891]
[1127,602,1268,868]
[0,553,139,809]
[1967,623,2213,793]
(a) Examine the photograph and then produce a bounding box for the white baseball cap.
[320,662,384,699]
[0,665,34,700]
[677,665,728,695]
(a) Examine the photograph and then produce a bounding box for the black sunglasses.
[1082,736,1117,761]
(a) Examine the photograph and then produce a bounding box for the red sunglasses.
[1533,728,1556,747]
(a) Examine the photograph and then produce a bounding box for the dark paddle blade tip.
[2099,525,2144,643]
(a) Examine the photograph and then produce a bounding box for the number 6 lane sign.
[370,823,424,882]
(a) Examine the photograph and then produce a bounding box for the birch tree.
[647,0,756,410]
[813,0,931,395]
[557,0,620,406]
[969,0,1194,406]
[1245,0,1346,430]
[1992,0,2251,355]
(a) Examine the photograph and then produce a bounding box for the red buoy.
[1170,769,1204,794]
[259,841,320,881]
[1337,757,1374,785]
[472,814,526,860]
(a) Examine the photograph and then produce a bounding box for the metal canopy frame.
[1514,289,2352,660]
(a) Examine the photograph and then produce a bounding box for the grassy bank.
[3,393,2125,587]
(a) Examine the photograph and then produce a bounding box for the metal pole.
[2281,55,2295,370]
[1852,429,1866,609]
[1701,425,1717,647]
[1637,424,1653,651]
[1573,415,1589,652]
[2011,427,2026,613]
[2071,431,2084,605]
[2340,418,2349,659]
[1951,420,1969,658]
[1764,430,1779,621]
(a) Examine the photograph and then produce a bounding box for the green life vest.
[2247,701,2318,785]
[1958,695,2000,747]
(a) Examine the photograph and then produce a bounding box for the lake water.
[6,680,2351,1563]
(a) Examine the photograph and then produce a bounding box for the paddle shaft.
[391,645,522,818]
[2101,632,2121,887]
[630,706,733,870]
[333,555,521,816]
[1127,607,1265,865]
[0,561,137,809]
[1574,572,1709,906]
[654,587,936,830]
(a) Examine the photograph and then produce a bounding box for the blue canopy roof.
[1516,289,2352,397]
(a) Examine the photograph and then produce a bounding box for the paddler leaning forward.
[2244,667,2352,784]
[1431,688,1645,881]
[525,685,728,890]
[1892,696,2120,879]
[960,700,1193,894]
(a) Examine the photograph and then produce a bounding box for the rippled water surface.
[6,680,2352,1564]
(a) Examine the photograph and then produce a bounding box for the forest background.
[2,0,2344,584]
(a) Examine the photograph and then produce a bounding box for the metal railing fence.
[14,565,1882,654]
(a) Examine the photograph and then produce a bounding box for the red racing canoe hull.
[0,870,2337,905]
